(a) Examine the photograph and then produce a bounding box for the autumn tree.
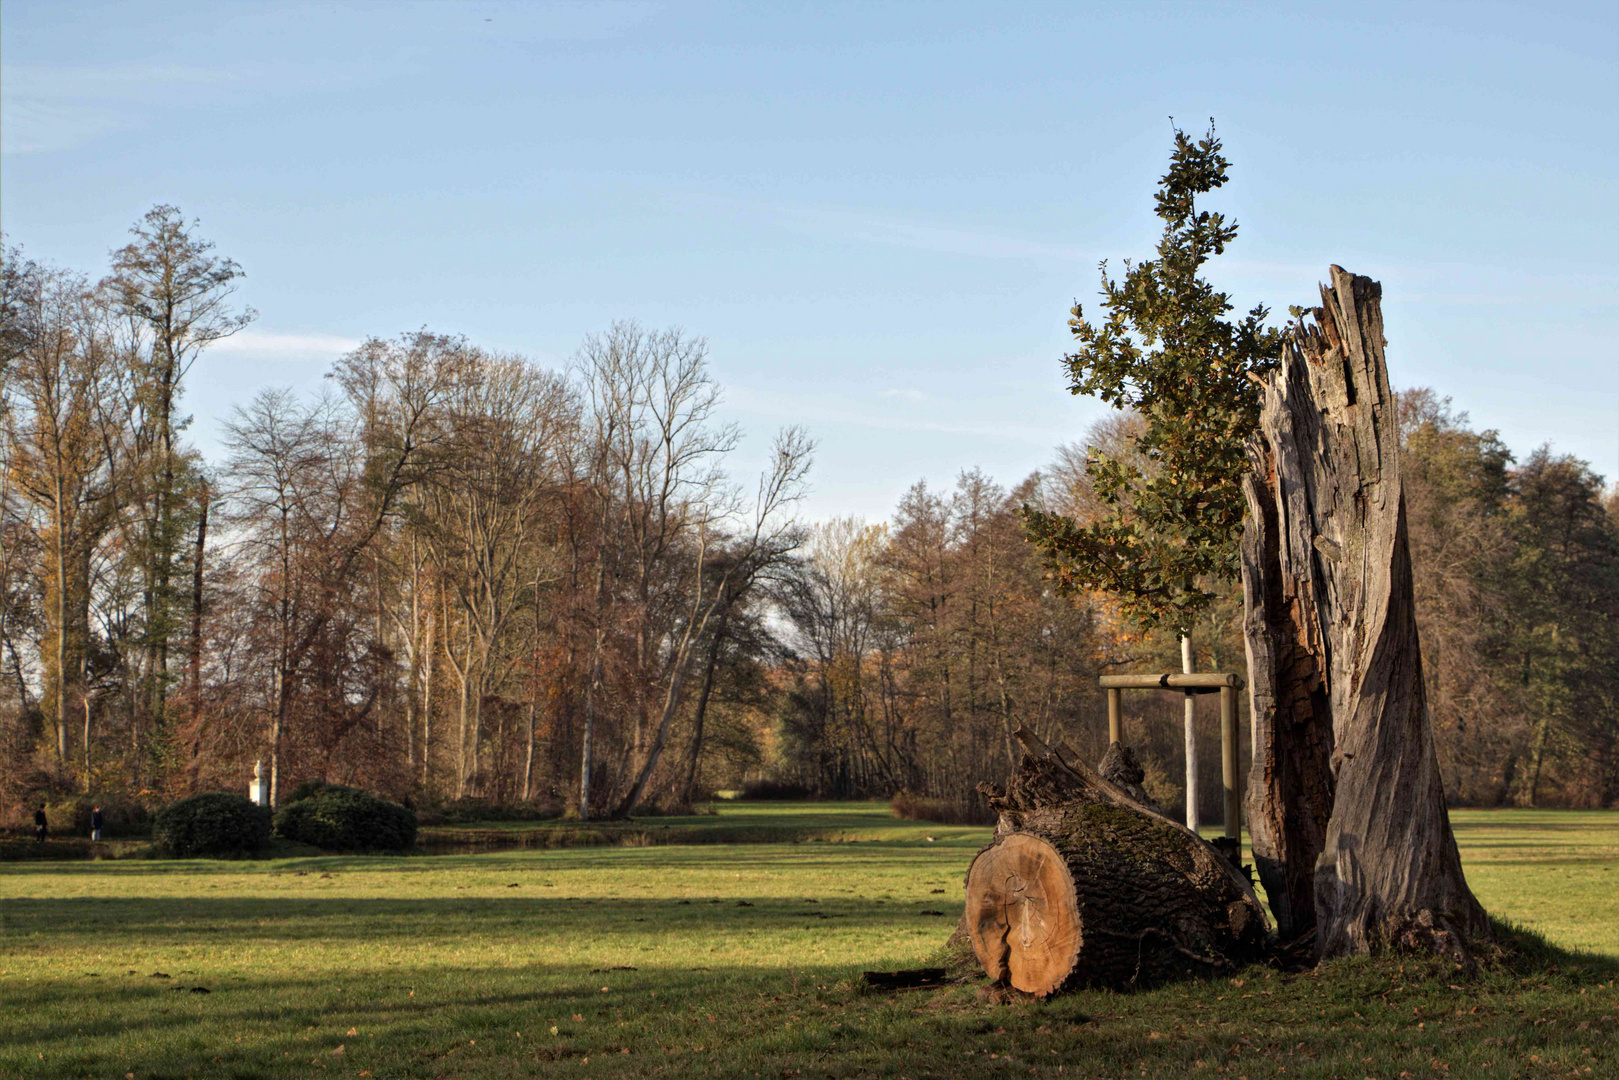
[4,263,122,782]
[408,352,573,798]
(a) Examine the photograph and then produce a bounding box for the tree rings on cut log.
[964,729,1269,995]
[965,833,1080,995]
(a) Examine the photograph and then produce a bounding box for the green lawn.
[1,804,1615,1079]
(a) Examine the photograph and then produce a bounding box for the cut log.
[1241,266,1489,960]
[965,730,1268,995]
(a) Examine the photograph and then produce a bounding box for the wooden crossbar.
[1099,672,1245,691]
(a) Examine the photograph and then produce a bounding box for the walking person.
[33,804,47,843]
[91,805,104,842]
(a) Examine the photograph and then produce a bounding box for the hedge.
[273,787,416,853]
[153,792,272,857]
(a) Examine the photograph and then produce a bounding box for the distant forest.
[3,208,1616,821]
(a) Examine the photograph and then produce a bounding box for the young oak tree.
[1022,124,1279,631]
[1021,124,1279,829]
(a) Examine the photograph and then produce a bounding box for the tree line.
[2,208,1614,820]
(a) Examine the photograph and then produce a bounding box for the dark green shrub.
[153,792,271,857]
[285,779,362,804]
[274,787,416,853]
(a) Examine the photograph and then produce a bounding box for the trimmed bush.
[274,787,416,853]
[154,792,272,857]
[284,779,360,804]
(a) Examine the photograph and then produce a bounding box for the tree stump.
[965,730,1268,995]
[1241,266,1489,960]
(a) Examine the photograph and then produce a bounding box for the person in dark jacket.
[34,804,47,843]
[91,806,104,842]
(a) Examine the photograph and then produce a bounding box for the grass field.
[1,805,1615,1079]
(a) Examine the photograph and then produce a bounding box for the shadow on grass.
[1,959,882,1071]
[0,893,962,942]
[0,842,980,879]
[1487,915,1619,981]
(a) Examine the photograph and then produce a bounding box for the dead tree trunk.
[1241,266,1489,960]
[965,730,1267,995]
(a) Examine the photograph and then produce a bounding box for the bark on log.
[965,730,1268,995]
[1241,266,1489,960]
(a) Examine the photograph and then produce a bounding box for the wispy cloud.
[879,388,936,405]
[1,62,248,155]
[210,329,362,361]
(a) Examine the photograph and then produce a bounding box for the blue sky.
[4,0,1615,519]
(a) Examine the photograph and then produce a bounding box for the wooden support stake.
[1106,687,1122,745]
[1220,684,1239,842]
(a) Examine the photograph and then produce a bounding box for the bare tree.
[612,424,812,816]
[408,351,573,798]
[571,322,738,818]
[223,389,350,807]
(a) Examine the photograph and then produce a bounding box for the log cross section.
[965,729,1268,996]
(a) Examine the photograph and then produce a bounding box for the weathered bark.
[1242,266,1489,960]
[965,730,1267,995]
[1097,740,1160,813]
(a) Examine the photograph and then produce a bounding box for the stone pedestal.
[249,760,270,806]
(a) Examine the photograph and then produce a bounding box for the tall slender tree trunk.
[51,470,69,767]
[421,597,435,789]
[405,545,420,771]
[580,635,601,819]
[682,615,729,802]
[1182,632,1199,831]
[454,658,471,799]
[270,664,284,808]
[190,482,208,732]
[579,542,610,820]
[82,695,93,793]
[269,507,291,808]
[523,695,538,802]
[1521,714,1551,808]
[1242,266,1488,960]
